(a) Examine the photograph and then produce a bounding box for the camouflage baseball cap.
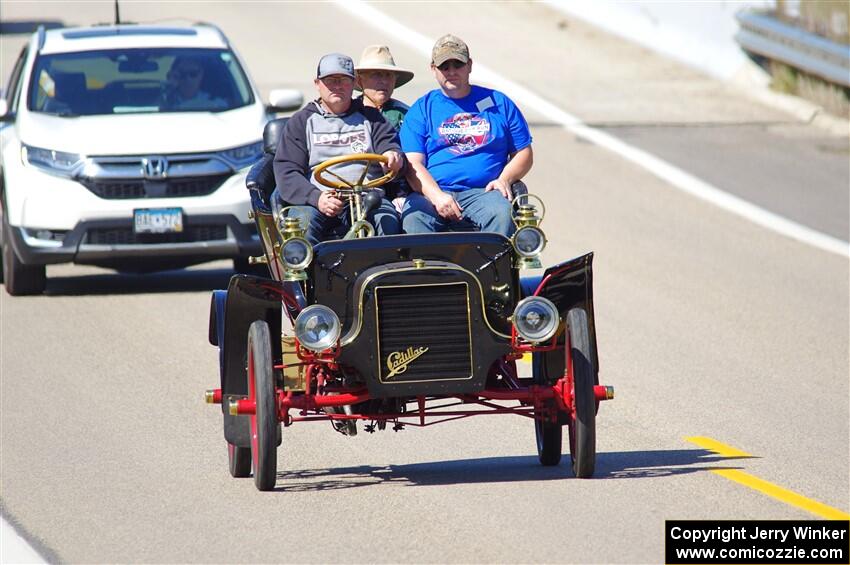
[431,34,469,66]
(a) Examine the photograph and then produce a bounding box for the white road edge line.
[335,0,850,259]
[1,516,46,564]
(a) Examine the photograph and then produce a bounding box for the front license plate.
[133,208,184,234]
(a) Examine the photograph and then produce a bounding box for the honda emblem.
[141,156,169,180]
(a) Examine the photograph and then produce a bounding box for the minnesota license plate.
[133,208,184,234]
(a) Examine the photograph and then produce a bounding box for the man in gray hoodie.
[272,53,404,245]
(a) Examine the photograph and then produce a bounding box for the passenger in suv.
[0,23,302,295]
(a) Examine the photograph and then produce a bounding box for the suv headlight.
[218,141,263,168]
[294,305,341,352]
[21,144,82,176]
[512,296,559,343]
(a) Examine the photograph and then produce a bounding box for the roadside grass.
[768,62,850,120]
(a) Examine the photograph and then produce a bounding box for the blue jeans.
[401,189,515,237]
[285,199,401,246]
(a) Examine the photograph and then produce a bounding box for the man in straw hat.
[400,34,533,237]
[355,45,414,205]
[355,45,414,131]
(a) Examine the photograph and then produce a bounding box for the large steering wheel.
[312,153,396,192]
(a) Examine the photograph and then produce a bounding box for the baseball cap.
[431,34,469,67]
[317,53,355,79]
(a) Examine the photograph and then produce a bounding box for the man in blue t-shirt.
[399,34,533,237]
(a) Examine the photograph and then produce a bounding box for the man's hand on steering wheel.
[317,191,344,217]
[382,150,403,174]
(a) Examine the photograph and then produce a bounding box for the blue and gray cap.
[317,53,355,79]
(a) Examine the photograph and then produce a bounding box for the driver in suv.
[161,55,227,111]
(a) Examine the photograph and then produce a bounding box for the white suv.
[0,23,301,295]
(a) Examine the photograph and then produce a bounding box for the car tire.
[2,217,46,296]
[248,319,277,491]
[227,442,251,478]
[535,415,562,466]
[566,307,596,478]
[532,347,563,466]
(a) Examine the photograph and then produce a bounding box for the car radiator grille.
[84,225,228,245]
[79,175,229,199]
[376,282,472,383]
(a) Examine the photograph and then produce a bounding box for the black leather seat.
[262,118,288,156]
[245,117,288,211]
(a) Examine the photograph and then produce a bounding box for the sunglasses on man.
[436,60,467,72]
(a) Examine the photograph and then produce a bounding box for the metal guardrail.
[736,11,850,88]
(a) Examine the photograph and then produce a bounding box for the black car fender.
[528,252,599,386]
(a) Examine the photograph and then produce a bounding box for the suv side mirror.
[267,89,303,113]
[0,99,13,123]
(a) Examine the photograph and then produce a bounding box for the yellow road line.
[686,436,752,458]
[686,436,850,521]
[713,469,850,521]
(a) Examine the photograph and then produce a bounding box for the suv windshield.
[28,48,254,116]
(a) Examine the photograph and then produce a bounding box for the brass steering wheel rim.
[312,153,396,191]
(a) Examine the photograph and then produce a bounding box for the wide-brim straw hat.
[354,45,414,89]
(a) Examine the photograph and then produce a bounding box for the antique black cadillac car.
[204,118,614,491]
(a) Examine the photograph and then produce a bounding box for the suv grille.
[84,225,228,245]
[79,175,229,199]
[376,282,472,383]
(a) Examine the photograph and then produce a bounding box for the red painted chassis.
[211,354,613,428]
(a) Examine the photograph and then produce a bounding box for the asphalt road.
[1,2,848,564]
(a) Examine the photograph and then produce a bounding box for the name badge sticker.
[476,96,494,112]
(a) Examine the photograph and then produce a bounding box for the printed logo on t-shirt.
[312,130,368,149]
[437,112,492,155]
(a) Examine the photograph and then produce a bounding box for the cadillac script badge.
[386,346,429,379]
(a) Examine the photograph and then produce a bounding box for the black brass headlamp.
[278,214,312,281]
[511,194,547,269]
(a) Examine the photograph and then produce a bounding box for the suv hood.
[18,104,267,156]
